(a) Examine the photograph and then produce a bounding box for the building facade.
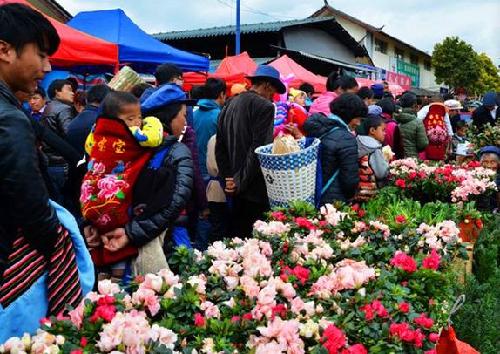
[312,3,438,89]
[26,0,72,23]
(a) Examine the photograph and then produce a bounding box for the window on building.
[424,60,431,71]
[375,39,388,54]
[395,48,405,60]
[410,54,418,65]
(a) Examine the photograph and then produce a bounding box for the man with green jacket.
[395,92,429,158]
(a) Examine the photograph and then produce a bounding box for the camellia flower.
[270,211,287,222]
[194,313,206,327]
[395,179,406,188]
[390,251,417,273]
[422,249,441,270]
[294,217,316,230]
[321,324,346,353]
[429,333,439,342]
[342,344,368,354]
[398,302,410,313]
[395,214,407,224]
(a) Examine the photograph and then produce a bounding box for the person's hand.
[225,177,237,195]
[102,228,130,252]
[83,225,100,249]
[284,124,303,139]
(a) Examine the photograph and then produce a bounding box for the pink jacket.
[309,92,338,116]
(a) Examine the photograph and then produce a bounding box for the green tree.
[432,36,481,91]
[471,53,500,94]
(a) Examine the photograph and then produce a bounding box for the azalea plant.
[0,201,469,354]
[389,158,497,204]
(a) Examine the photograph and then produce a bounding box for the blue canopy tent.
[68,9,209,73]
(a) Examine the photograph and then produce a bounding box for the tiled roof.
[154,17,337,41]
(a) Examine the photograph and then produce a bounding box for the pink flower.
[79,180,94,203]
[425,350,437,354]
[395,179,406,188]
[258,283,277,306]
[200,301,220,319]
[194,312,206,327]
[429,332,439,342]
[398,302,410,313]
[371,300,389,318]
[322,324,346,353]
[290,297,305,315]
[96,213,111,226]
[335,259,376,289]
[360,304,374,321]
[390,251,417,273]
[132,288,160,316]
[97,279,121,295]
[142,274,164,293]
[414,313,434,329]
[92,162,106,174]
[292,265,310,285]
[68,301,85,328]
[414,329,425,348]
[422,249,441,270]
[271,211,287,221]
[97,174,129,200]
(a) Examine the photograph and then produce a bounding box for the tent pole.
[235,0,241,55]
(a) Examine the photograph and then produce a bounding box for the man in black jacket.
[216,65,286,237]
[0,3,83,316]
[472,91,499,131]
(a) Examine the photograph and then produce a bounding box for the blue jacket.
[66,105,99,156]
[193,99,221,180]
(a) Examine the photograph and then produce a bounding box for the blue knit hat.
[482,91,497,106]
[480,146,500,156]
[368,104,382,115]
[141,84,197,114]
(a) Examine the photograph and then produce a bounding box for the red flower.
[400,328,416,342]
[242,312,253,321]
[395,179,406,188]
[390,322,410,337]
[422,249,441,271]
[398,302,410,313]
[414,329,425,348]
[282,241,289,254]
[194,312,206,327]
[371,300,389,318]
[40,317,51,326]
[97,295,115,306]
[425,350,437,354]
[280,266,294,282]
[271,304,287,319]
[271,211,287,221]
[294,217,316,230]
[357,208,366,218]
[231,316,240,323]
[322,324,347,354]
[352,204,360,212]
[90,304,116,323]
[80,337,88,347]
[360,304,374,321]
[390,251,417,273]
[70,350,83,354]
[429,332,439,342]
[408,172,417,180]
[292,265,310,285]
[414,313,434,329]
[395,215,407,224]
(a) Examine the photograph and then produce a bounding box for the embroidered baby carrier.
[81,117,153,266]
[355,154,377,202]
[423,102,449,161]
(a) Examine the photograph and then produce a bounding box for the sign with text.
[385,71,412,91]
[396,59,420,88]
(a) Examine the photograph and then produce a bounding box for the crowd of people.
[0,2,499,338]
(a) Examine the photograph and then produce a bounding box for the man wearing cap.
[472,91,499,131]
[444,99,464,133]
[216,65,286,237]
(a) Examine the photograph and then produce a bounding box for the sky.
[57,0,500,63]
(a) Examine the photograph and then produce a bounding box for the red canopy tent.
[355,78,404,97]
[213,51,257,79]
[0,0,119,68]
[269,55,326,93]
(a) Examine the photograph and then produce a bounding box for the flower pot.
[458,221,480,243]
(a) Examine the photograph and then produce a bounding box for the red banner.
[385,71,412,91]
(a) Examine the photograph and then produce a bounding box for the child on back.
[355,115,390,202]
[81,91,163,280]
[450,120,472,163]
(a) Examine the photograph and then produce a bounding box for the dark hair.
[443,93,454,101]
[361,114,385,135]
[326,71,340,92]
[74,90,86,107]
[299,82,314,95]
[47,79,72,100]
[130,83,151,99]
[382,91,394,99]
[0,4,60,56]
[148,103,183,134]
[32,86,46,99]
[340,76,359,91]
[399,92,417,108]
[101,91,139,119]
[155,63,182,85]
[203,78,226,99]
[357,86,374,100]
[86,84,111,104]
[330,93,368,123]
[190,85,205,99]
[455,120,467,130]
[378,97,395,115]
